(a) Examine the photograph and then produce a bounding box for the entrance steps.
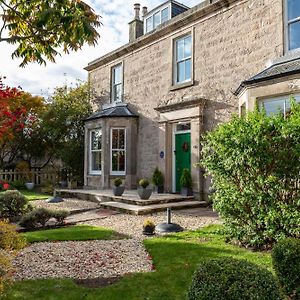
[57,189,208,215]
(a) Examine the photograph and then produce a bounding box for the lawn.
[0,189,50,201]
[21,225,127,243]
[4,225,273,300]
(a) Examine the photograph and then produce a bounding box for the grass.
[3,225,273,300]
[0,189,50,201]
[21,225,127,243]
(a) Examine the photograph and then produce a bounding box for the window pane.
[185,59,191,81]
[288,0,300,20]
[113,65,122,84]
[114,84,122,102]
[177,123,191,132]
[153,11,160,28]
[112,151,125,172]
[176,39,185,61]
[261,99,285,115]
[289,22,300,50]
[91,130,101,150]
[184,36,192,58]
[177,61,185,83]
[146,16,153,32]
[161,7,169,23]
[91,151,101,171]
[112,129,125,149]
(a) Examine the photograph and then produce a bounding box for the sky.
[0,0,200,97]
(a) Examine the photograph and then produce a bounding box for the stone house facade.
[84,0,300,200]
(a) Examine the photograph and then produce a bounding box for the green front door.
[175,133,191,192]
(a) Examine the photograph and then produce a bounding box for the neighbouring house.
[84,0,300,200]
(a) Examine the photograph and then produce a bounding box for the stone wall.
[88,0,284,197]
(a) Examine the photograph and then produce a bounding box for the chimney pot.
[142,6,148,17]
[134,3,141,20]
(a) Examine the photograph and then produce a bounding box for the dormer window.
[143,1,188,34]
[111,63,123,103]
[286,0,300,51]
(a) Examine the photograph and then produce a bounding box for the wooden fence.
[0,169,58,185]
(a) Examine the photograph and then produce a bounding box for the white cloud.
[0,0,200,97]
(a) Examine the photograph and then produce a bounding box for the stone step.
[100,195,194,206]
[100,201,208,215]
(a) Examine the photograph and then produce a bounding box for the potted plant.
[180,168,193,196]
[152,167,164,194]
[138,179,152,200]
[113,178,125,196]
[143,219,155,235]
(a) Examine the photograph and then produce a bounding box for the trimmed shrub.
[180,168,192,188]
[113,178,123,187]
[188,258,282,300]
[0,190,30,219]
[201,103,300,248]
[139,179,149,189]
[19,208,70,229]
[272,238,300,299]
[52,210,70,225]
[152,168,164,186]
[0,220,26,250]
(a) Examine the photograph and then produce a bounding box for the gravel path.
[32,199,100,213]
[80,208,221,239]
[13,240,153,281]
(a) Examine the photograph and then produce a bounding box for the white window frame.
[259,94,300,116]
[111,63,123,103]
[89,129,102,175]
[285,0,300,52]
[173,34,192,85]
[144,3,171,33]
[110,128,126,176]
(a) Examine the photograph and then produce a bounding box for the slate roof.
[84,105,138,122]
[235,55,300,95]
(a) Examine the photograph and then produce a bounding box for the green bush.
[9,180,25,190]
[0,190,31,219]
[113,178,123,187]
[152,168,164,186]
[19,208,69,229]
[52,210,70,225]
[188,258,282,300]
[139,179,149,189]
[180,168,192,188]
[272,238,300,299]
[201,103,300,248]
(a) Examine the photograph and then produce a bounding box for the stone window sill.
[170,80,194,91]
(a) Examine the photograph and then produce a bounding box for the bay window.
[111,128,126,175]
[90,129,102,174]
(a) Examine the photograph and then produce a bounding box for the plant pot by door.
[181,187,193,197]
[138,188,152,200]
[25,182,35,190]
[156,185,164,194]
[113,186,125,196]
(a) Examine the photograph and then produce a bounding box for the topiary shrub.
[152,168,164,186]
[180,168,192,188]
[188,258,282,300]
[272,238,300,299]
[0,190,31,220]
[139,179,150,189]
[201,102,300,248]
[52,210,70,225]
[113,178,123,187]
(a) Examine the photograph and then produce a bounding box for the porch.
[57,189,208,215]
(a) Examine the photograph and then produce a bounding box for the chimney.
[142,6,148,18]
[129,3,144,42]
